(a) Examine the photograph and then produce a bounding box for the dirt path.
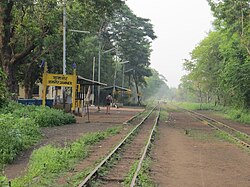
[151,110,250,187]
[4,106,144,180]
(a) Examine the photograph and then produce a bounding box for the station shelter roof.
[77,75,107,86]
[101,85,131,92]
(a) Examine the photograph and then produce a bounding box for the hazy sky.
[126,0,214,87]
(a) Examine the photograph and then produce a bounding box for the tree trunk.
[132,72,141,106]
[197,84,202,110]
[24,60,42,99]
[0,1,16,96]
[3,62,18,99]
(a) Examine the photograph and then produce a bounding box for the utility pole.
[63,0,66,75]
[122,63,125,97]
[97,42,101,111]
[62,0,67,109]
[92,57,95,106]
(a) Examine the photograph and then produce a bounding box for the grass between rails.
[123,151,155,187]
[175,102,250,124]
[69,147,123,187]
[2,127,121,187]
[124,109,163,187]
[75,110,151,186]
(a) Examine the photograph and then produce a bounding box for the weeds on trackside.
[175,102,250,124]
[5,127,121,187]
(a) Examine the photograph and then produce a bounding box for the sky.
[126,0,214,87]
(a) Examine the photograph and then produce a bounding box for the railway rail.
[173,105,250,149]
[78,105,160,187]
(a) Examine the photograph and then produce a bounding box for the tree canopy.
[0,0,162,105]
[179,0,250,109]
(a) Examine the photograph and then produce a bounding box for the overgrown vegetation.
[0,101,76,170]
[124,108,162,187]
[136,157,155,187]
[0,114,41,169]
[123,161,138,186]
[124,157,155,187]
[0,102,76,127]
[4,127,121,187]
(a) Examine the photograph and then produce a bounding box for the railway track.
[173,105,250,149]
[78,105,160,187]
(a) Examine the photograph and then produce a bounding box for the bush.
[0,102,76,169]
[0,114,41,168]
[0,102,76,127]
[0,176,9,187]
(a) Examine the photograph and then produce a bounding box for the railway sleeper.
[122,156,141,159]
[100,177,124,183]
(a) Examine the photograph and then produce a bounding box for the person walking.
[105,93,113,114]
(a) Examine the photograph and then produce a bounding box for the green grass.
[4,126,121,187]
[123,161,138,187]
[123,157,155,187]
[0,101,76,170]
[159,106,169,121]
[214,130,235,143]
[0,114,41,169]
[136,157,155,187]
[0,176,9,187]
[62,167,93,187]
[234,131,250,143]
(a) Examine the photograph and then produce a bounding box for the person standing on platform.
[105,93,113,114]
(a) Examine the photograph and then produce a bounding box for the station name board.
[46,74,75,87]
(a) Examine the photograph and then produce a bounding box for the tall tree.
[208,0,250,55]
[107,5,157,104]
[0,0,125,98]
[0,0,61,97]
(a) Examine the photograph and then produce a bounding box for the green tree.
[107,5,157,104]
[0,0,125,98]
[208,0,250,56]
[179,0,250,109]
[141,69,169,101]
[0,0,62,97]
[208,0,250,108]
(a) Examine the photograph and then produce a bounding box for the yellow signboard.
[46,74,74,87]
[42,61,77,112]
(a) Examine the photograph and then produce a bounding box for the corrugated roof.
[77,76,107,86]
[101,85,131,92]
